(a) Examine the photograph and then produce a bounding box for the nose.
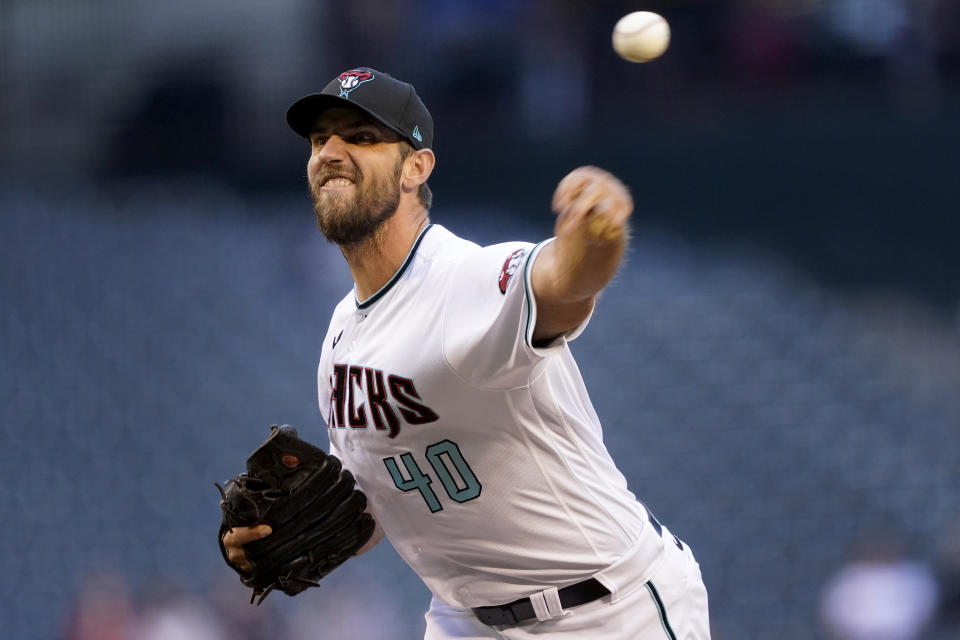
[316,134,349,161]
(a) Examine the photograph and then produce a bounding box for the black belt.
[472,509,669,627]
[472,577,611,626]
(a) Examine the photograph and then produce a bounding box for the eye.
[311,135,328,149]
[350,132,376,144]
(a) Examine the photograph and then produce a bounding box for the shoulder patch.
[498,248,527,294]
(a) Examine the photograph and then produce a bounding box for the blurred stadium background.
[2,0,959,638]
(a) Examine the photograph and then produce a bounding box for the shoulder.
[425,225,534,271]
[421,227,540,298]
[455,240,538,290]
[416,224,481,264]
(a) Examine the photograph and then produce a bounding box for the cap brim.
[285,94,417,147]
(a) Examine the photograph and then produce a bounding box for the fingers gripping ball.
[612,11,671,63]
[216,425,376,604]
[552,166,633,244]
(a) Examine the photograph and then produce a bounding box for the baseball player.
[223,67,711,638]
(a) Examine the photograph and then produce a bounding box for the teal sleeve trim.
[521,238,555,350]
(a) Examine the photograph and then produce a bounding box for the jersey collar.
[354,223,435,310]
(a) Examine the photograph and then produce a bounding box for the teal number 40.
[383,440,481,513]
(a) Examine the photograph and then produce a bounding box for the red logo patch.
[498,249,526,294]
[338,70,374,98]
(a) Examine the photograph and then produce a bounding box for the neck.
[341,207,429,303]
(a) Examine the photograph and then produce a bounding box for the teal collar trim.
[355,223,435,310]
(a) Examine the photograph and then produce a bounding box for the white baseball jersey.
[317,224,649,609]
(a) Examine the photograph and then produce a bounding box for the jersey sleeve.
[441,239,593,388]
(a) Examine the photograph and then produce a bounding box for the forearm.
[531,230,626,343]
[531,166,633,342]
[541,223,628,303]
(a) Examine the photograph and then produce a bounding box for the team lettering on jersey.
[328,364,439,438]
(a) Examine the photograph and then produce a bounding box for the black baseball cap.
[286,67,433,150]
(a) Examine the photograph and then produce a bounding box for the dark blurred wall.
[4,0,956,309]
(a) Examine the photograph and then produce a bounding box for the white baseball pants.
[424,525,710,639]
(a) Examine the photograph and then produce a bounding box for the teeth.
[324,177,353,187]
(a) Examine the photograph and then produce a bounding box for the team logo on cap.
[338,70,374,98]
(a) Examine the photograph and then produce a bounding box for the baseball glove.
[216,425,375,604]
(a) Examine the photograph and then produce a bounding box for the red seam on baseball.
[617,20,662,37]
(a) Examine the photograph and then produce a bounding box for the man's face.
[307,107,406,246]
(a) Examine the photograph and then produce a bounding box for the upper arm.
[442,242,584,387]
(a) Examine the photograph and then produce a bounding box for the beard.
[309,158,403,246]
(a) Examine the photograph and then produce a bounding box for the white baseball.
[612,11,671,63]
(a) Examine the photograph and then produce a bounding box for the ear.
[402,148,436,192]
